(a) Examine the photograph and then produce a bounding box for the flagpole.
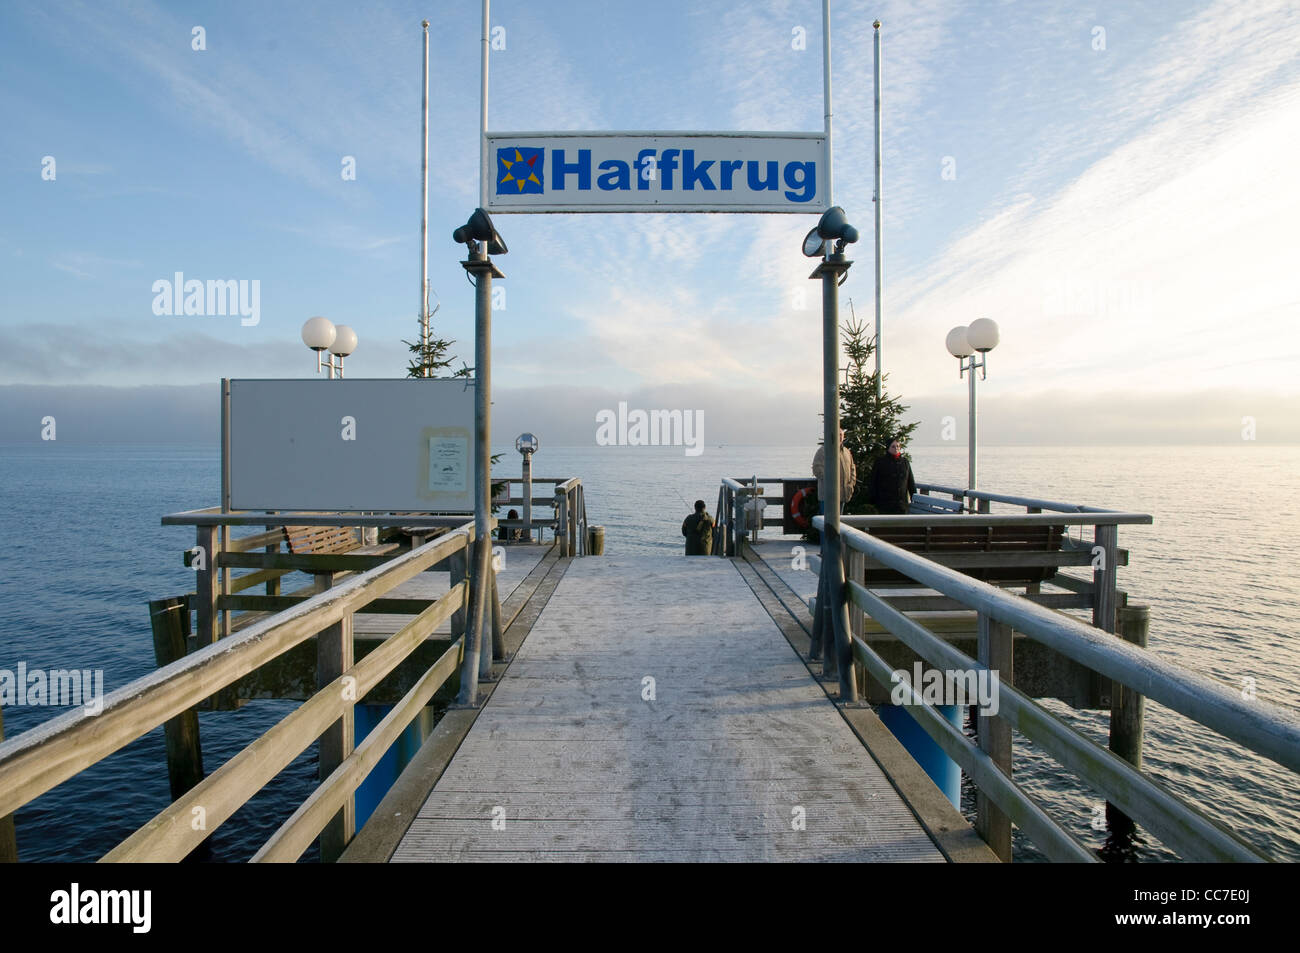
[479,0,490,208]
[420,18,430,368]
[873,19,883,403]
[821,0,833,205]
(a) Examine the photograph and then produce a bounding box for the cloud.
[0,323,411,386]
[50,254,143,280]
[3,382,1296,447]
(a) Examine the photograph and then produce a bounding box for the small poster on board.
[427,434,468,492]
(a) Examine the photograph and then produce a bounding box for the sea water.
[2,443,1297,861]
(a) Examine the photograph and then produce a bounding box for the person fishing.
[869,437,917,514]
[681,499,714,556]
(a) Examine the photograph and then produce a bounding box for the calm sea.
[2,442,1298,862]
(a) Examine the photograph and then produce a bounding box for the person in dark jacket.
[869,438,917,514]
[681,500,714,556]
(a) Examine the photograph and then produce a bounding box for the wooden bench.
[860,520,1068,586]
[283,525,400,589]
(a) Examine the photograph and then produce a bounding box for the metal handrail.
[816,515,1300,861]
[916,482,1117,514]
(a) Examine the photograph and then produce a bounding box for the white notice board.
[226,378,476,511]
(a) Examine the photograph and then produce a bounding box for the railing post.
[477,535,496,680]
[732,490,744,557]
[1107,604,1149,833]
[149,596,205,802]
[265,523,281,595]
[976,612,1014,861]
[449,544,468,642]
[556,492,569,557]
[317,589,355,862]
[720,487,731,556]
[490,564,505,660]
[1093,522,1118,634]
[809,561,827,660]
[194,524,219,648]
[457,533,488,706]
[0,707,16,863]
[568,487,578,557]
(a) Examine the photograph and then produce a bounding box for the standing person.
[811,428,857,514]
[869,437,917,514]
[681,500,714,556]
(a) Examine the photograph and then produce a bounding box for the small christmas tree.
[402,293,471,380]
[839,304,918,514]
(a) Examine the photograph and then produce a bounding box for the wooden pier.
[384,555,954,862]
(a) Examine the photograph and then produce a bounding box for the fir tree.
[839,303,918,514]
[402,292,471,379]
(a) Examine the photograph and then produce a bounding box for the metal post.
[816,252,858,702]
[821,0,833,205]
[872,20,883,403]
[420,20,430,360]
[479,0,490,209]
[456,246,501,706]
[522,451,533,541]
[968,357,977,490]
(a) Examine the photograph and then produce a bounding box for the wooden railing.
[0,528,480,862]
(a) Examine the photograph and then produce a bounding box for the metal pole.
[420,19,430,364]
[456,246,500,705]
[821,0,833,204]
[479,0,490,209]
[873,20,883,403]
[818,254,858,703]
[968,359,977,490]
[522,452,532,541]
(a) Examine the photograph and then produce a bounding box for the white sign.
[484,132,828,213]
[226,379,476,512]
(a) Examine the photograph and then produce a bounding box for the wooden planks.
[391,555,943,863]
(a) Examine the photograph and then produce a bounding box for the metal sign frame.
[483,131,829,214]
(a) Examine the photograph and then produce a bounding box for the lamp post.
[516,433,538,542]
[301,317,358,379]
[802,206,860,703]
[451,207,507,706]
[945,318,1000,491]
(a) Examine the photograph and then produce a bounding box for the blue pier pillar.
[878,703,962,808]
[352,704,437,829]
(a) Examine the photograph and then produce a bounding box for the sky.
[2,0,1299,445]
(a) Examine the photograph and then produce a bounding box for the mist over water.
[2,443,1297,861]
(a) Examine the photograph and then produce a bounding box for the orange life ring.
[791,487,813,528]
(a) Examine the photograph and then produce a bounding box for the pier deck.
[389,554,947,862]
